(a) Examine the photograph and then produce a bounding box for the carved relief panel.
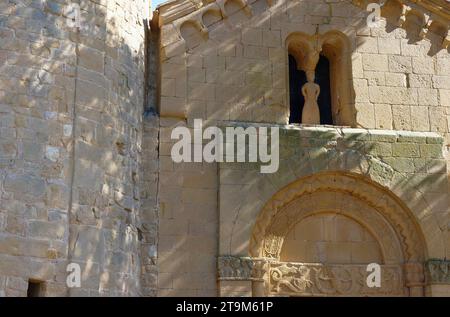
[268,262,405,297]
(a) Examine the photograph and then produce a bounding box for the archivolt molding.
[267,190,404,264]
[249,172,427,262]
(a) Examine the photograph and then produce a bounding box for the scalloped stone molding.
[154,0,450,49]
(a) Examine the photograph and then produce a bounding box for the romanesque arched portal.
[248,172,428,297]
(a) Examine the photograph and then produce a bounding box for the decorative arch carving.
[268,191,404,265]
[249,172,427,263]
[179,20,208,49]
[286,31,356,127]
[202,8,223,27]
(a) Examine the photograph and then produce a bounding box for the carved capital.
[425,259,450,284]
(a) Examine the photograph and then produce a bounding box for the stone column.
[404,262,425,297]
[217,256,270,297]
[251,259,270,297]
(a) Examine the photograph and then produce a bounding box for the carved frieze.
[268,262,406,296]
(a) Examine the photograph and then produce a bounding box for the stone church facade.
[0,0,450,297]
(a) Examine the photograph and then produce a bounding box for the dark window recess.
[27,280,43,297]
[289,54,333,125]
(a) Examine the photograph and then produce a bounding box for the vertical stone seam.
[155,124,161,296]
[65,27,81,298]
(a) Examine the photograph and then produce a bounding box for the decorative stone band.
[217,256,268,282]
[268,262,405,297]
[218,256,408,296]
[219,257,450,293]
[425,259,450,284]
[352,0,450,49]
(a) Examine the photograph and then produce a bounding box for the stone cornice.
[154,0,203,27]
[154,0,450,50]
[154,0,450,27]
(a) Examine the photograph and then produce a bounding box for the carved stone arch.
[223,0,252,18]
[266,191,404,265]
[286,31,356,126]
[249,172,429,296]
[179,19,208,49]
[249,172,427,262]
[202,8,224,27]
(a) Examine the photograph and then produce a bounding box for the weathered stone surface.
[1,0,450,299]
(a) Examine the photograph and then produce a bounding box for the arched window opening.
[289,54,333,125]
[286,32,356,127]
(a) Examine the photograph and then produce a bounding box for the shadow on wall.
[381,0,450,56]
[167,0,449,126]
[154,0,449,295]
[219,129,446,266]
[0,0,154,297]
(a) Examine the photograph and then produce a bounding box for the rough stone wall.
[139,114,159,296]
[0,0,151,296]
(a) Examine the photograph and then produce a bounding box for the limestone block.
[392,105,411,130]
[263,30,281,47]
[388,55,412,73]
[412,57,435,75]
[374,104,393,130]
[4,174,46,197]
[385,157,415,173]
[420,144,444,159]
[356,102,375,128]
[378,38,400,55]
[29,221,65,240]
[160,96,186,118]
[365,71,385,86]
[244,45,269,59]
[187,67,206,83]
[242,28,262,46]
[418,88,438,106]
[392,143,420,158]
[0,236,50,258]
[408,74,432,88]
[362,54,388,71]
[371,142,393,157]
[400,40,428,57]
[353,78,369,102]
[432,76,450,89]
[385,73,406,87]
[369,87,417,105]
[78,45,104,74]
[352,53,364,78]
[439,89,450,106]
[436,58,450,76]
[429,107,447,133]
